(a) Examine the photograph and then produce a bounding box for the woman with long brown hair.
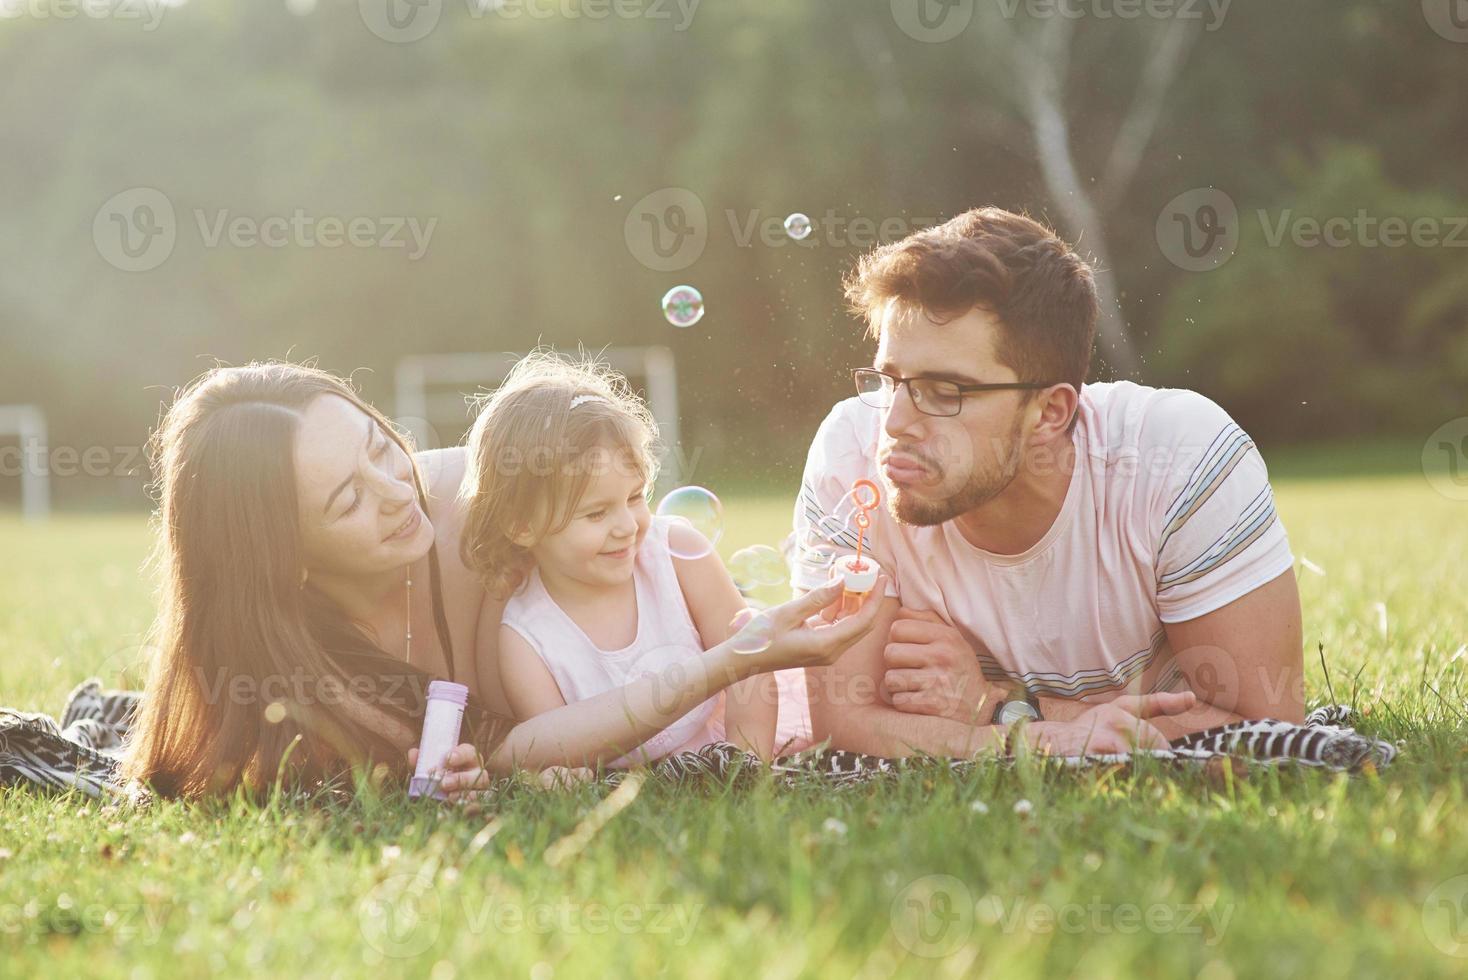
[122,361,882,798]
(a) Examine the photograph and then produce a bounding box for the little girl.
[459,352,812,766]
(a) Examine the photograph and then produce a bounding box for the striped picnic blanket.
[0,680,1398,801]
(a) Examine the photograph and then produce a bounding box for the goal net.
[0,405,49,522]
[393,347,685,492]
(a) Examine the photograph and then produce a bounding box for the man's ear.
[1031,384,1079,444]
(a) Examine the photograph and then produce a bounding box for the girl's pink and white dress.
[501,516,812,767]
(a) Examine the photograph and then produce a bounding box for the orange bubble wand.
[851,479,880,570]
[839,479,882,613]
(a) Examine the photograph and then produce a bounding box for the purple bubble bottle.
[409,680,468,801]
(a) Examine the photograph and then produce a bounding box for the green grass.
[2,471,1467,978]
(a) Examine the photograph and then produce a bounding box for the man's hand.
[1014,692,1197,755]
[881,608,995,723]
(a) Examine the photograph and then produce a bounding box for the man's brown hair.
[844,207,1099,402]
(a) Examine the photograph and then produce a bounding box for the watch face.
[999,700,1040,725]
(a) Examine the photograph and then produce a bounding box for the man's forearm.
[816,702,1004,759]
[1037,694,1244,740]
[1146,701,1245,740]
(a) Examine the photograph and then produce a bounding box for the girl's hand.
[740,576,889,673]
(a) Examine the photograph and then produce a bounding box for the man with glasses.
[792,207,1304,758]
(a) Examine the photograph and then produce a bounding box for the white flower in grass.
[822,817,848,836]
[1013,799,1033,816]
[970,800,989,815]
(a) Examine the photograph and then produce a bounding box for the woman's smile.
[384,504,422,543]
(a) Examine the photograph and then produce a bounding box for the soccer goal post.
[0,405,50,522]
[393,347,685,490]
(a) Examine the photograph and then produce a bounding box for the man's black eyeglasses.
[853,368,1056,418]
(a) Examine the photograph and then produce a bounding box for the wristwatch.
[991,689,1042,726]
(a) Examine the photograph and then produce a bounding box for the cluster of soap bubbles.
[653,485,793,655]
[661,284,705,328]
[727,544,788,593]
[793,541,841,585]
[724,543,789,655]
[791,482,881,584]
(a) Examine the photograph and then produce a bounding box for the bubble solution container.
[835,554,882,617]
[409,680,469,801]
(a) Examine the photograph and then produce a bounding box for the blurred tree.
[1154,144,1468,441]
[0,0,1464,507]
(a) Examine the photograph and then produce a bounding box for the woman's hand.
[407,745,593,801]
[737,577,889,673]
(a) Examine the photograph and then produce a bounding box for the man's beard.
[886,413,1026,527]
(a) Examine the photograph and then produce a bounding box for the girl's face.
[294,395,435,578]
[524,453,651,590]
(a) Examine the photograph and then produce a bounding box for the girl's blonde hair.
[461,350,661,599]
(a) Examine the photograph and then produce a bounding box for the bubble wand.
[836,479,882,614]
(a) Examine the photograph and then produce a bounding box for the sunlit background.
[3,0,1466,513]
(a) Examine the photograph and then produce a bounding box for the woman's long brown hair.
[121,361,511,799]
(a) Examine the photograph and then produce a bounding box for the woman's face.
[294,395,434,578]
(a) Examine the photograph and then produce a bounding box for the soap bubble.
[728,545,789,593]
[809,483,882,551]
[795,543,840,582]
[727,607,776,655]
[264,702,288,725]
[814,496,862,550]
[656,486,723,560]
[661,285,705,328]
[784,212,813,241]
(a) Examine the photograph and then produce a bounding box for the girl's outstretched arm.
[491,618,759,771]
[426,578,888,796]
[672,547,776,760]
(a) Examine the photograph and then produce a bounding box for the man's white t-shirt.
[791,381,1295,701]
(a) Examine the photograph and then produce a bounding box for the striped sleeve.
[1147,391,1294,623]
[790,400,901,597]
